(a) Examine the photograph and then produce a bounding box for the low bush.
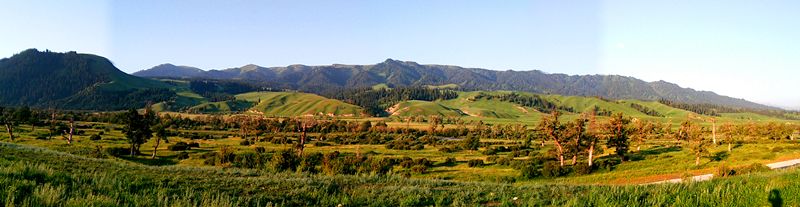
[732,163,770,175]
[542,162,569,177]
[520,163,542,179]
[411,165,428,174]
[495,157,511,166]
[106,147,131,156]
[88,146,107,159]
[444,157,457,165]
[573,163,592,175]
[467,159,484,167]
[254,146,266,153]
[168,142,191,151]
[89,134,102,141]
[239,140,251,146]
[176,152,190,160]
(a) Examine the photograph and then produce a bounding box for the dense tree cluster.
[471,92,574,113]
[630,103,664,117]
[188,79,271,102]
[324,87,459,116]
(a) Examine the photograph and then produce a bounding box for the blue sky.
[1,1,798,109]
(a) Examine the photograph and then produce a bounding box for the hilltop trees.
[605,113,630,162]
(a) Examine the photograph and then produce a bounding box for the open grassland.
[2,141,800,206]
[4,122,800,186]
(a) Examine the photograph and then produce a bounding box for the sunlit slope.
[388,100,464,117]
[384,90,793,125]
[236,92,363,117]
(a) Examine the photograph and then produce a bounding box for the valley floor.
[2,141,800,206]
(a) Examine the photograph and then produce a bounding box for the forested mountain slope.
[135,59,774,110]
[0,49,173,110]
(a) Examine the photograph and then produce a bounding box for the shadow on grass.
[116,155,177,166]
[769,189,783,207]
[627,145,682,161]
[710,151,729,161]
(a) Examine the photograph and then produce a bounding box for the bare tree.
[151,118,170,159]
[63,116,74,144]
[719,122,735,152]
[296,117,318,156]
[585,111,600,167]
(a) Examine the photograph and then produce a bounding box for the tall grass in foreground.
[1,142,799,206]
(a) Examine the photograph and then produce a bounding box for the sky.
[1,1,798,109]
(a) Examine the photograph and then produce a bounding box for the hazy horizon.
[2,1,799,109]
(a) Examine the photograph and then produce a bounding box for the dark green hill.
[0,49,174,110]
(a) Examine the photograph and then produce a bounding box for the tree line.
[323,87,459,116]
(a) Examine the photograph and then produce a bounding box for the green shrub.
[542,162,568,177]
[411,165,428,174]
[239,140,251,146]
[88,146,107,159]
[168,142,191,151]
[733,163,770,175]
[444,157,457,165]
[467,159,484,167]
[105,147,130,156]
[573,163,592,175]
[89,134,102,141]
[486,155,499,162]
[495,157,511,166]
[176,152,190,160]
[270,150,300,172]
[520,163,542,179]
[254,146,266,153]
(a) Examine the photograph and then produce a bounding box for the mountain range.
[134,59,776,110]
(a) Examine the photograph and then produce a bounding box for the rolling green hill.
[383,91,792,124]
[236,92,364,117]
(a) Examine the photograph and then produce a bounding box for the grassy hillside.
[383,91,793,125]
[388,100,464,117]
[236,92,363,117]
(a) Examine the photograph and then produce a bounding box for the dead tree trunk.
[712,122,717,145]
[554,141,565,166]
[298,124,307,156]
[64,118,74,144]
[152,137,161,159]
[695,155,700,166]
[5,124,14,141]
[587,143,595,167]
[48,111,55,140]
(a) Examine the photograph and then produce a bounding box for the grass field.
[3,140,800,206]
[4,122,800,186]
